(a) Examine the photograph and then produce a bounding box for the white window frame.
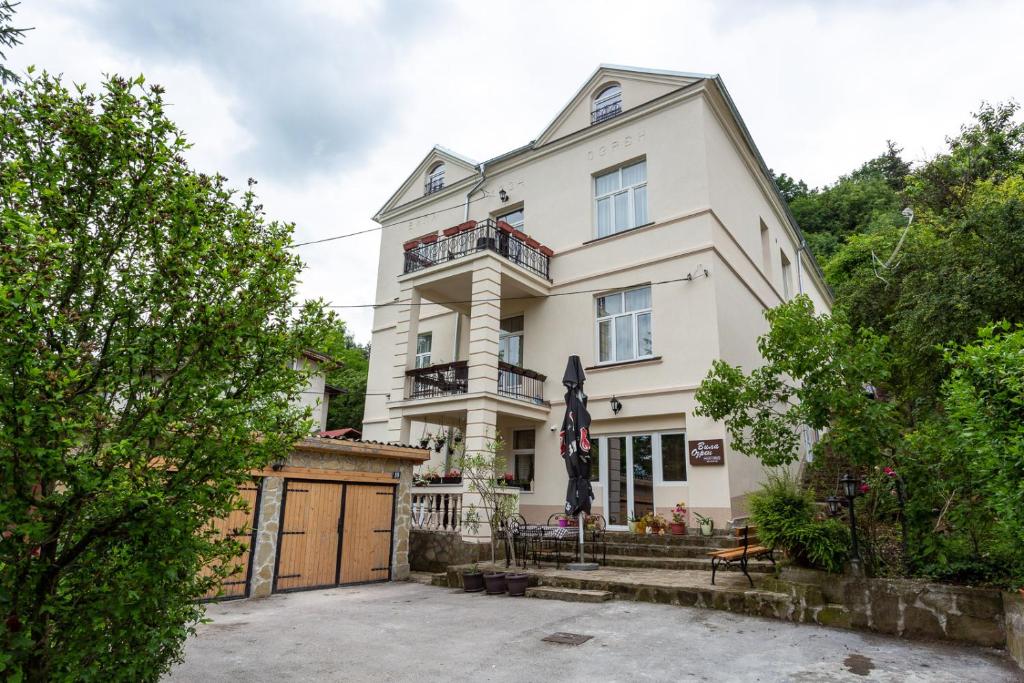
[414,332,432,368]
[425,163,445,195]
[780,249,793,300]
[594,160,648,238]
[497,208,524,231]
[657,431,688,484]
[595,285,653,365]
[511,429,535,492]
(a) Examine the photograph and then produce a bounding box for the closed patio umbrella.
[559,355,597,570]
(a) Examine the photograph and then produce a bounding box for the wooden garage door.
[340,485,395,584]
[275,481,344,591]
[274,480,396,593]
[202,482,261,600]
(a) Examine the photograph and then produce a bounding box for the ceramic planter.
[506,573,529,597]
[669,522,686,536]
[462,571,485,593]
[483,572,507,595]
[700,520,715,537]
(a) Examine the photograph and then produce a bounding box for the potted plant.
[669,501,687,535]
[627,512,644,534]
[483,571,507,594]
[502,472,515,486]
[462,563,485,593]
[433,431,447,453]
[557,514,569,528]
[506,571,529,597]
[418,434,430,449]
[442,468,462,485]
[452,429,463,445]
[645,512,667,535]
[694,512,715,537]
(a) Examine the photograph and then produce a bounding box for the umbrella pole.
[578,512,585,564]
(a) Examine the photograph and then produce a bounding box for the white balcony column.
[460,396,499,542]
[387,285,421,444]
[466,263,501,396]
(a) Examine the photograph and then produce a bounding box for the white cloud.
[12,0,1024,343]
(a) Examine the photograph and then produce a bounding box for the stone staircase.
[529,530,775,575]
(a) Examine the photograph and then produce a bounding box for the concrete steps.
[599,542,729,558]
[531,553,776,573]
[525,586,613,603]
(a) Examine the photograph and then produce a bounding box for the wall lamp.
[271,458,287,472]
[609,396,623,415]
[498,189,509,202]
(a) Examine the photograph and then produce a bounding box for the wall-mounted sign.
[689,439,725,466]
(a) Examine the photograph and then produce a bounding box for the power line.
[319,270,710,309]
[290,193,494,248]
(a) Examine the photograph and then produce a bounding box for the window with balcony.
[415,332,432,368]
[497,208,524,231]
[595,159,648,238]
[425,162,445,195]
[591,84,622,124]
[596,285,652,363]
[498,315,524,367]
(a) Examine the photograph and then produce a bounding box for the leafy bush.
[749,472,849,573]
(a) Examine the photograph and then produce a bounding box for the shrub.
[749,471,849,573]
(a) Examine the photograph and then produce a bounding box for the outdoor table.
[534,525,602,569]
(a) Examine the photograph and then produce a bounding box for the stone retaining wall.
[767,567,1007,648]
[1005,591,1024,670]
[410,529,504,573]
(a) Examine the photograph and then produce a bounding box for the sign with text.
[689,439,725,466]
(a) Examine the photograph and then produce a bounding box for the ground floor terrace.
[168,581,1021,682]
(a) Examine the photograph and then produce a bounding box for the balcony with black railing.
[591,101,622,124]
[497,363,546,404]
[403,219,550,280]
[405,361,468,400]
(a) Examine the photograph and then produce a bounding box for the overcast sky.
[16,1,1023,342]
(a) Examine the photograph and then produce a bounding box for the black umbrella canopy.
[559,355,593,516]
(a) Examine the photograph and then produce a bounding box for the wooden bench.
[708,525,774,587]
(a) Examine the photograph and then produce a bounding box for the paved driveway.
[168,582,1022,682]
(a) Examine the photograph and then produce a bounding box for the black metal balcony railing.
[405,361,468,399]
[403,219,550,279]
[424,176,444,195]
[591,101,622,124]
[497,362,546,404]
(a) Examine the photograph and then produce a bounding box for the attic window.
[425,162,445,195]
[592,84,622,124]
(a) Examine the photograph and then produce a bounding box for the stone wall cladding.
[1005,591,1024,671]
[249,476,283,598]
[410,529,504,573]
[287,450,414,580]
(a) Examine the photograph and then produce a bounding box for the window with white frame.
[780,250,793,299]
[512,429,535,491]
[497,208,524,231]
[596,285,652,363]
[594,160,648,238]
[425,162,445,195]
[414,332,432,368]
[660,432,687,482]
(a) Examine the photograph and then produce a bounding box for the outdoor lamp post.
[825,495,842,518]
[839,473,862,569]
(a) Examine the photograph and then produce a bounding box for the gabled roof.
[374,145,479,220]
[533,64,715,147]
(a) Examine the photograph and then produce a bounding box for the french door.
[598,435,654,529]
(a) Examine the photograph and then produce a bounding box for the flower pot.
[558,518,568,528]
[462,571,485,593]
[669,522,686,536]
[627,521,637,534]
[442,225,461,237]
[484,572,507,595]
[441,476,461,485]
[506,573,529,597]
[700,520,715,537]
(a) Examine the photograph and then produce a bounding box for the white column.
[387,286,420,444]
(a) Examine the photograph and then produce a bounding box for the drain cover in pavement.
[542,632,592,646]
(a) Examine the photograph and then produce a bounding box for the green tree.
[695,296,899,468]
[0,73,331,680]
[0,1,30,85]
[319,319,369,431]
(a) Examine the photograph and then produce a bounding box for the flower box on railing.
[420,233,439,244]
[438,476,462,485]
[524,236,540,248]
[403,239,420,251]
[457,220,477,232]
[496,220,514,234]
[442,225,461,237]
[511,229,528,241]
[539,245,554,257]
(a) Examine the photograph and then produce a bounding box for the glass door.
[601,435,655,528]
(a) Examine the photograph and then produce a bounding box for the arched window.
[592,84,622,124]
[425,162,445,195]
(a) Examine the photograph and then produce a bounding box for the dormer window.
[425,162,445,195]
[592,84,622,124]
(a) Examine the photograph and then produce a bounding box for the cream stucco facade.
[361,65,831,529]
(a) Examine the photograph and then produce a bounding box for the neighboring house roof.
[317,427,362,439]
[324,384,344,397]
[301,348,336,365]
[299,434,430,462]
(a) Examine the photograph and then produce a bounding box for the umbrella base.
[567,562,600,571]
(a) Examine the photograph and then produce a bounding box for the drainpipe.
[464,162,486,221]
[796,240,806,295]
